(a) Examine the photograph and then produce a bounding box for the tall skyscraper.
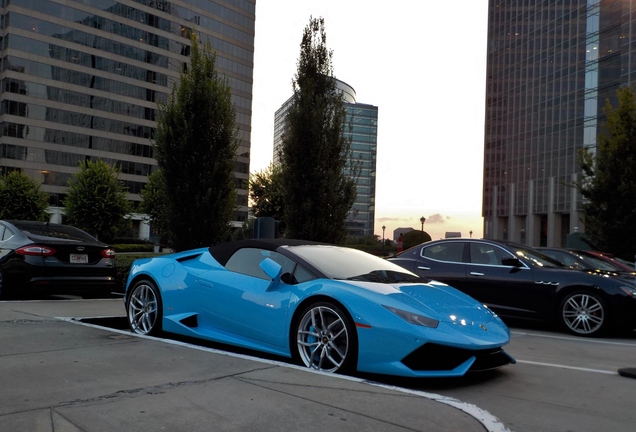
[483,0,628,247]
[0,0,255,238]
[273,79,378,237]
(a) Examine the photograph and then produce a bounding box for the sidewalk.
[0,299,497,432]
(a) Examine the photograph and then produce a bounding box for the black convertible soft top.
[208,238,327,266]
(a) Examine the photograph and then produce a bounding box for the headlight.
[383,305,439,328]
[620,286,636,297]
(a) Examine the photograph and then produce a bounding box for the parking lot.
[1,296,634,432]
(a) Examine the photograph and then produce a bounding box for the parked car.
[125,239,514,377]
[389,238,636,337]
[572,250,636,275]
[0,220,116,298]
[536,247,636,277]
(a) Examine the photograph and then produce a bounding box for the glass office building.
[273,79,378,237]
[484,0,628,247]
[0,0,255,238]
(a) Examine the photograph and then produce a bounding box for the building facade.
[0,0,255,238]
[273,79,378,237]
[483,0,629,247]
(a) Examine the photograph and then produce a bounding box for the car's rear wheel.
[127,280,162,336]
[293,302,357,373]
[0,270,5,299]
[559,291,607,336]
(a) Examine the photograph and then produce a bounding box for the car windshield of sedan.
[12,222,98,242]
[287,245,421,283]
[514,247,565,268]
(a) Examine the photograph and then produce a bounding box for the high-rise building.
[273,79,378,237]
[0,0,255,238]
[483,0,627,247]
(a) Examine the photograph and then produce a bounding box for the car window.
[12,222,97,242]
[288,245,420,282]
[225,248,297,280]
[0,225,13,241]
[421,242,465,263]
[514,247,563,268]
[553,252,580,267]
[470,243,514,265]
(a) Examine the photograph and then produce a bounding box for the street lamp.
[420,216,426,231]
[470,230,473,238]
[382,225,386,254]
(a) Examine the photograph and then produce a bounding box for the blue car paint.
[125,248,514,377]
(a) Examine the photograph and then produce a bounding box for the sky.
[250,1,489,241]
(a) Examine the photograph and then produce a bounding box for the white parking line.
[515,359,617,375]
[511,330,636,347]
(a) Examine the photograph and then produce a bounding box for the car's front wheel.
[127,280,162,336]
[559,291,607,336]
[293,302,357,373]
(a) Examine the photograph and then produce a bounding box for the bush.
[113,243,155,253]
[113,237,155,245]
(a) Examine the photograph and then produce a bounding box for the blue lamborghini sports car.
[124,239,515,377]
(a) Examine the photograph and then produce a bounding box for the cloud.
[377,216,410,223]
[425,214,451,224]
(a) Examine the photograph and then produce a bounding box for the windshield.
[12,221,98,242]
[579,253,622,271]
[514,246,565,268]
[286,245,421,283]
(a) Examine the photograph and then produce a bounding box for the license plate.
[70,254,88,264]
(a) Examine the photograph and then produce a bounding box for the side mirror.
[501,258,523,267]
[260,258,282,280]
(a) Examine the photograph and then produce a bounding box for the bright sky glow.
[251,1,488,241]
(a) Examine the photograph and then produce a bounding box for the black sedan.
[389,238,636,337]
[0,220,117,298]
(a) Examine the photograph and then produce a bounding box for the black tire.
[292,301,358,374]
[0,270,5,299]
[559,290,607,337]
[0,270,14,300]
[126,279,163,336]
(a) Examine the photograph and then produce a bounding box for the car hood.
[344,279,495,325]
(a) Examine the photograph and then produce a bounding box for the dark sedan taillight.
[101,249,116,258]
[16,245,57,256]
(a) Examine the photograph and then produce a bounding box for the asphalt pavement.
[0,298,507,432]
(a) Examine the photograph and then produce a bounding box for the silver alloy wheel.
[128,282,159,335]
[561,292,605,335]
[296,305,349,372]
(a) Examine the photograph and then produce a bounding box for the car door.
[411,241,468,289]
[466,241,539,319]
[196,248,295,348]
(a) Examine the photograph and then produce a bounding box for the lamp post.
[420,216,426,241]
[382,225,386,255]
[470,230,473,238]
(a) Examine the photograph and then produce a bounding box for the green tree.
[578,86,636,259]
[403,230,431,250]
[249,163,284,224]
[0,171,49,221]
[139,169,169,238]
[153,32,239,251]
[63,159,132,241]
[280,17,357,244]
